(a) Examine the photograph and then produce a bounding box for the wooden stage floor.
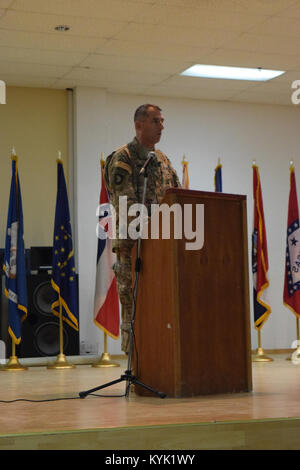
[0,353,300,450]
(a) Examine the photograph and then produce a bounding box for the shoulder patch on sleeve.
[113,161,132,174]
[114,173,124,185]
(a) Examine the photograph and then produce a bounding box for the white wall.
[73,87,300,354]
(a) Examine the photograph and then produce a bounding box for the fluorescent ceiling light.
[181,64,285,81]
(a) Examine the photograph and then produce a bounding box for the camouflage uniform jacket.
[104,137,181,252]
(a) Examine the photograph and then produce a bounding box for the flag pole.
[47,296,75,369]
[47,151,76,369]
[252,329,273,362]
[92,153,120,368]
[92,332,120,368]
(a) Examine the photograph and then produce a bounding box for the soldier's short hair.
[134,104,162,122]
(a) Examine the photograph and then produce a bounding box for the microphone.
[139,151,156,175]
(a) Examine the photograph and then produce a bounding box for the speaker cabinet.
[19,273,79,358]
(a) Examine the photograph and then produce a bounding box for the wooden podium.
[133,189,252,398]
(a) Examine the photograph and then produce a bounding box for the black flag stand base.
[78,369,166,399]
[79,167,166,400]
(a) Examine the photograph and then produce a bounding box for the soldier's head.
[134,104,164,150]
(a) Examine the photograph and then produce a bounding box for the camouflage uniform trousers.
[113,244,134,354]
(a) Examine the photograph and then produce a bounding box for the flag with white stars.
[283,165,300,317]
[252,164,271,329]
[51,160,79,331]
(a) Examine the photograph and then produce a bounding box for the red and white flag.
[283,164,300,317]
[94,157,120,338]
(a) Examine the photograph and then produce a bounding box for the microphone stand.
[79,162,166,400]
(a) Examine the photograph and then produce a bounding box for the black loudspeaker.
[19,273,79,358]
[30,246,52,272]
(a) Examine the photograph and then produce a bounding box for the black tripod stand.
[79,157,166,400]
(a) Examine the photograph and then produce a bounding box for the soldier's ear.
[135,120,141,132]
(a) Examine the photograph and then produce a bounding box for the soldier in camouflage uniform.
[104,104,181,353]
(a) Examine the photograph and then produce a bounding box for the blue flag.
[3,156,27,344]
[51,160,79,331]
[214,161,222,192]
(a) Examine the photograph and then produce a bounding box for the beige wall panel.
[0,86,68,248]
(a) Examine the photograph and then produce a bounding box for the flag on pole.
[3,155,27,344]
[252,163,271,329]
[93,156,120,339]
[214,159,222,192]
[51,159,79,330]
[181,155,189,189]
[283,163,300,317]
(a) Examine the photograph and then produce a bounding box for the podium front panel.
[133,189,252,398]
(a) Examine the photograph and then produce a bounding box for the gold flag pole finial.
[100,152,106,169]
[47,297,76,369]
[181,154,189,167]
[181,154,189,189]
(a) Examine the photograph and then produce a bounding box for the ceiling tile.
[0,74,58,88]
[64,66,170,86]
[145,83,238,101]
[230,88,293,106]
[80,54,189,75]
[0,0,13,7]
[247,80,295,94]
[0,60,71,77]
[113,22,239,48]
[249,16,300,37]
[0,10,126,37]
[0,46,88,66]
[95,38,215,62]
[0,28,108,52]
[50,78,107,89]
[159,75,257,92]
[277,1,300,19]
[193,0,298,15]
[106,83,151,95]
[206,49,300,70]
[11,0,152,21]
[222,32,300,55]
[0,0,299,105]
[141,5,269,32]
